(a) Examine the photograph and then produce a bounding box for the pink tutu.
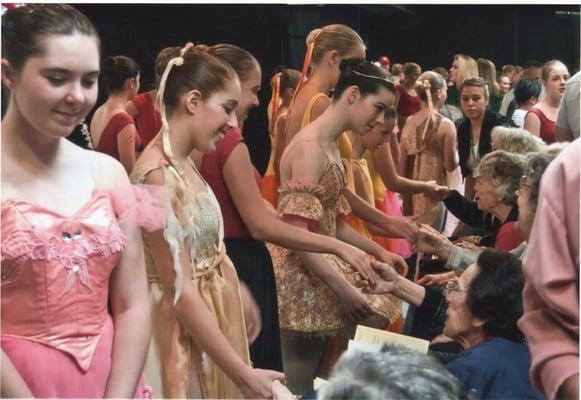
[381,190,412,258]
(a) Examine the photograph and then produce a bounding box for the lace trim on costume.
[1,226,126,292]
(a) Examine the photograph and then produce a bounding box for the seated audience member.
[318,344,466,400]
[519,138,580,400]
[415,145,563,280]
[555,71,580,141]
[511,77,542,127]
[368,251,544,399]
[439,150,526,252]
[490,126,544,154]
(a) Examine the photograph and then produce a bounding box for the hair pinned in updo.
[155,42,238,176]
[332,58,395,102]
[101,55,139,95]
[208,44,258,82]
[2,4,99,71]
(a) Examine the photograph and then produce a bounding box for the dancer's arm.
[1,351,33,398]
[440,118,459,172]
[142,169,285,399]
[103,159,151,398]
[335,218,408,276]
[222,141,376,282]
[374,142,442,196]
[116,123,138,174]
[343,188,418,240]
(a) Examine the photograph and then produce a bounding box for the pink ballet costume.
[1,187,165,398]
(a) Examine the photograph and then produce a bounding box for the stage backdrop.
[76,4,580,175]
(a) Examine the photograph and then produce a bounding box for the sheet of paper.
[354,325,430,353]
[313,377,327,390]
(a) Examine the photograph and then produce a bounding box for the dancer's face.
[236,63,261,126]
[2,33,100,139]
[350,86,395,136]
[363,116,396,151]
[194,78,241,152]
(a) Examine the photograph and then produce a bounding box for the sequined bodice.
[1,192,124,370]
[188,183,224,265]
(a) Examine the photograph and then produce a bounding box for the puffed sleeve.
[278,179,325,231]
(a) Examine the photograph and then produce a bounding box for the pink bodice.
[1,192,125,371]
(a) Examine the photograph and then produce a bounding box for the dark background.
[76,3,580,174]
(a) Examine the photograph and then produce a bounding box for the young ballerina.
[90,55,141,173]
[1,4,152,397]
[263,66,300,207]
[130,44,287,399]
[269,59,409,393]
[399,71,458,230]
[272,24,422,242]
[190,44,376,374]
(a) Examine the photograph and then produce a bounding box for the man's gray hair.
[318,344,465,400]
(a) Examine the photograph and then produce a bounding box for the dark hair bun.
[339,57,365,73]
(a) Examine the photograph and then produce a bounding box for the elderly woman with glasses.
[413,145,565,286]
[364,250,543,399]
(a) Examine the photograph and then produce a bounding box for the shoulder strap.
[301,92,329,129]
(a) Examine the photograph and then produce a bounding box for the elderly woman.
[434,150,526,255]
[415,146,564,284]
[365,251,543,399]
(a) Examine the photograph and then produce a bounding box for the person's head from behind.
[477,58,500,96]
[332,59,396,136]
[444,250,525,349]
[515,145,565,239]
[450,54,478,87]
[101,55,139,98]
[403,62,421,86]
[415,70,447,108]
[278,67,300,103]
[474,150,526,213]
[319,344,466,400]
[390,63,404,85]
[433,67,450,83]
[378,55,390,73]
[541,59,569,101]
[491,126,544,154]
[513,77,541,109]
[157,44,240,153]
[459,77,489,120]
[306,24,366,86]
[1,4,100,139]
[522,60,543,81]
[512,65,524,85]
[502,64,516,81]
[361,106,397,152]
[209,44,261,125]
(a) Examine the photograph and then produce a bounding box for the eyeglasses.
[443,279,468,297]
[519,175,532,191]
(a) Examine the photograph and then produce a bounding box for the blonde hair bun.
[306,28,322,46]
